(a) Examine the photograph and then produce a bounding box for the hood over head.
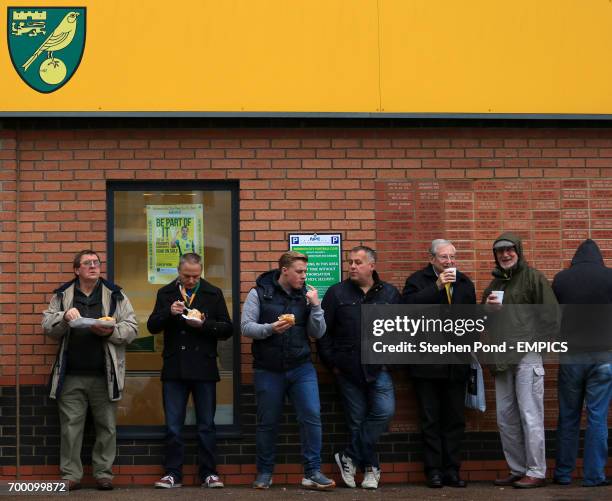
[570,239,604,267]
[492,232,525,279]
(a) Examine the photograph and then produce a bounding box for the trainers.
[361,466,381,490]
[252,472,273,489]
[154,475,182,488]
[302,471,336,490]
[203,474,224,488]
[334,452,356,488]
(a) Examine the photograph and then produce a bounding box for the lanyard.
[179,282,199,307]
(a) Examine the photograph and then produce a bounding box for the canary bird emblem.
[8,7,86,93]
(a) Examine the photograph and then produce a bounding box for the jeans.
[555,359,612,486]
[162,380,217,482]
[255,362,322,475]
[336,370,395,469]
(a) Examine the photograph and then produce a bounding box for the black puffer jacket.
[251,270,312,372]
[147,278,233,381]
[317,272,401,385]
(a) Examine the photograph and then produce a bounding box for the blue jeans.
[255,362,322,475]
[336,370,395,469]
[162,380,217,482]
[555,358,612,486]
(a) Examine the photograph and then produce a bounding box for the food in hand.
[98,316,114,322]
[278,313,295,326]
[187,308,203,320]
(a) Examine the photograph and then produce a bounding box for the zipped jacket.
[42,278,138,401]
[318,272,401,385]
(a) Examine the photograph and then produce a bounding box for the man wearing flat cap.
[483,233,558,489]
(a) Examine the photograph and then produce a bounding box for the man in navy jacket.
[318,246,401,490]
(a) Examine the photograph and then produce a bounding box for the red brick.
[316,148,345,158]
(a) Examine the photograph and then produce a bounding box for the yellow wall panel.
[379,0,612,114]
[2,0,612,115]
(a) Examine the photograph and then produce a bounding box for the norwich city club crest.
[7,7,86,93]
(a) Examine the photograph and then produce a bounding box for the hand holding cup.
[486,291,504,305]
[437,267,456,290]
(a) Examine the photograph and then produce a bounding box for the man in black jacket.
[402,239,476,488]
[318,246,401,490]
[552,239,612,487]
[147,253,233,489]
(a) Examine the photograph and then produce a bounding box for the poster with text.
[289,234,342,297]
[146,204,204,284]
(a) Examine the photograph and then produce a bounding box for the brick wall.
[1,124,611,483]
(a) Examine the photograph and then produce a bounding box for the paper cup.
[446,267,457,282]
[491,290,504,304]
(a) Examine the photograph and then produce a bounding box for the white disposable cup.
[491,290,504,304]
[445,267,457,282]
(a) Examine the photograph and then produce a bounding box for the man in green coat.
[483,233,558,489]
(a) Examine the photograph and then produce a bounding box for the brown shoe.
[65,480,81,491]
[96,478,114,491]
[494,474,523,486]
[513,475,546,489]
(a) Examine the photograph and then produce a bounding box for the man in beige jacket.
[42,250,137,491]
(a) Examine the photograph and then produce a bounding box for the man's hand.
[485,293,502,305]
[271,319,292,334]
[63,308,81,322]
[91,324,114,337]
[305,284,320,306]
[171,300,186,316]
[436,270,456,290]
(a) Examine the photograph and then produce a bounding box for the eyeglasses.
[81,259,101,267]
[435,254,456,262]
[495,246,516,254]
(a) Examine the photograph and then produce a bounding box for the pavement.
[3,483,611,501]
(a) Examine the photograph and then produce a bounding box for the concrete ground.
[4,483,611,501]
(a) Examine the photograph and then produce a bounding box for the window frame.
[107,180,241,439]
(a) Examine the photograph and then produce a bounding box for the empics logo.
[7,7,86,93]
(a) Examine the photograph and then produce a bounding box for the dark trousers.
[162,380,217,482]
[413,378,466,475]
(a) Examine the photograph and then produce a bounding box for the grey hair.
[430,239,453,256]
[178,252,202,269]
[350,245,377,263]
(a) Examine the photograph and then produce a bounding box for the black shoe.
[443,472,467,488]
[96,478,113,491]
[427,471,443,488]
[552,477,571,486]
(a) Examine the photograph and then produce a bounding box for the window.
[107,181,239,436]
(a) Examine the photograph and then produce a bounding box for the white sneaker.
[334,452,356,488]
[361,466,381,489]
[203,474,224,488]
[154,475,182,488]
